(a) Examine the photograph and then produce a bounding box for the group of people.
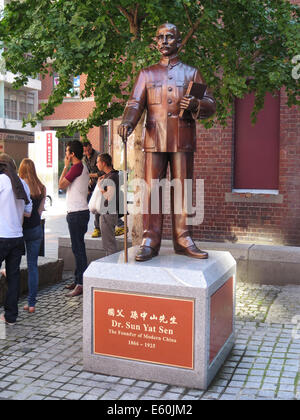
[58,140,123,298]
[82,140,124,238]
[0,140,123,324]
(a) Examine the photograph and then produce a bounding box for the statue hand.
[118,122,133,143]
[180,95,199,112]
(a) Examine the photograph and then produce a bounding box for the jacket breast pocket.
[176,81,188,101]
[146,83,162,105]
[178,119,195,151]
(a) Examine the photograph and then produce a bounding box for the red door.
[234,92,280,190]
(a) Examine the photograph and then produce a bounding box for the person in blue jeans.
[59,140,90,297]
[0,153,32,326]
[19,159,46,313]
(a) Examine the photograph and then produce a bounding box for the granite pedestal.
[83,246,236,390]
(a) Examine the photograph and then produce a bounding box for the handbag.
[88,185,102,214]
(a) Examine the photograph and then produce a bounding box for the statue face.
[156,25,180,57]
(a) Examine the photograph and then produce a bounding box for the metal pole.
[123,139,128,263]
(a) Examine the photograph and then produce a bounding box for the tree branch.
[106,11,121,34]
[179,18,202,52]
[118,5,133,23]
[134,4,139,25]
[183,3,193,26]
[117,4,139,39]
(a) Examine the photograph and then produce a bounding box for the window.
[4,93,17,119]
[234,92,280,191]
[4,89,36,120]
[53,73,60,89]
[54,74,80,97]
[101,125,109,153]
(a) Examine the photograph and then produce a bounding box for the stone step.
[59,237,300,285]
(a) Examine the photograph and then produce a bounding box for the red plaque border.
[92,290,195,369]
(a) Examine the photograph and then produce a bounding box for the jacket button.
[168,112,172,117]
[168,99,172,104]
[168,86,173,91]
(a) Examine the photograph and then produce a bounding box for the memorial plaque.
[93,290,194,369]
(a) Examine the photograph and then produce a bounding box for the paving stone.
[243,381,261,389]
[7,383,26,392]
[258,390,276,398]
[88,388,107,398]
[220,394,237,400]
[1,277,300,400]
[0,390,17,399]
[278,384,295,392]
[279,377,296,385]
[36,387,54,397]
[101,390,126,400]
[118,392,141,400]
[277,391,296,399]
[181,395,198,400]
[27,395,45,400]
[143,389,164,398]
[119,378,136,385]
[160,392,183,400]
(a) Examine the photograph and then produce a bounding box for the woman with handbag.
[19,159,46,313]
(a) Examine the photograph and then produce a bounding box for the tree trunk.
[131,112,145,246]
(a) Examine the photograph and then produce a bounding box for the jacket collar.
[159,54,180,68]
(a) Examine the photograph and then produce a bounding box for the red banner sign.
[46,133,53,168]
[93,290,195,369]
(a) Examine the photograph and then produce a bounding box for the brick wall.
[40,72,101,151]
[161,98,300,246]
[186,0,300,245]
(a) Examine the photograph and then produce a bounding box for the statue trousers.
[141,151,195,252]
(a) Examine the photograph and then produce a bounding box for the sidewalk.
[0,198,299,400]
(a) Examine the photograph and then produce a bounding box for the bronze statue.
[118,23,216,262]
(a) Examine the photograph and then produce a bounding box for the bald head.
[156,23,181,40]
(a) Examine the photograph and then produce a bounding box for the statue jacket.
[122,54,216,153]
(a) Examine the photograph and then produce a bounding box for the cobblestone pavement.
[0,276,299,400]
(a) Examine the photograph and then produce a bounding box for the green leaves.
[0,0,299,135]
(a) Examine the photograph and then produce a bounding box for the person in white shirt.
[59,140,89,297]
[0,153,32,325]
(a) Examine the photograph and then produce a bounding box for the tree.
[0,0,299,138]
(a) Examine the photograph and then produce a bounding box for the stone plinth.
[83,246,236,390]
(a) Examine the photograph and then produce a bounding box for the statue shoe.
[174,244,208,259]
[135,246,159,262]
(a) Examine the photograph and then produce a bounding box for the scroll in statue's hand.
[118,123,133,143]
[180,95,199,112]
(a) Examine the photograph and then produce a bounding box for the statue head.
[155,23,181,57]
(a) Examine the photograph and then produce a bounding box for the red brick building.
[40,72,110,164]
[40,1,300,246]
